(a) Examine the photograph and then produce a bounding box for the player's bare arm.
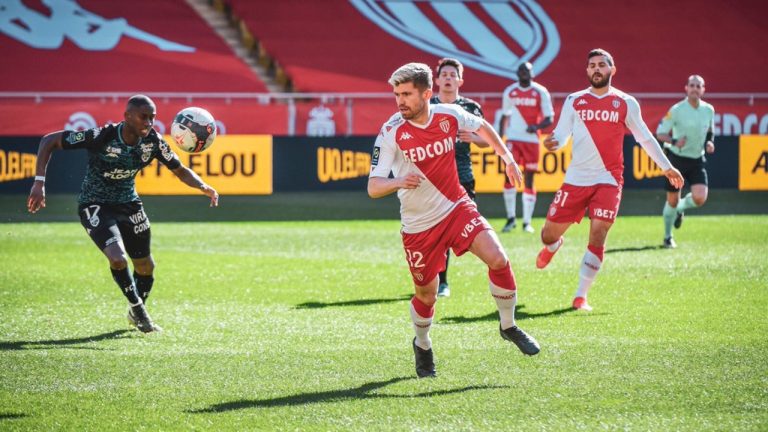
[664,167,685,190]
[543,134,559,151]
[526,116,553,133]
[498,114,508,138]
[27,131,65,213]
[367,174,424,198]
[705,129,715,154]
[170,165,219,207]
[457,130,489,147]
[474,120,523,186]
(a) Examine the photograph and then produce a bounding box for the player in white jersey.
[536,49,683,311]
[499,62,554,233]
[368,63,540,378]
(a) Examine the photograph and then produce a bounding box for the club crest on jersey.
[66,131,85,144]
[105,146,121,158]
[439,119,450,133]
[350,0,560,80]
[140,143,153,162]
[402,137,454,163]
[612,99,621,109]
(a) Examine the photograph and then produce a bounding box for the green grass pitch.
[1,216,766,430]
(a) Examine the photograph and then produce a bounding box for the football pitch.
[1,216,766,430]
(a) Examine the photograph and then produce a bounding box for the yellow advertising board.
[136,135,272,195]
[472,137,572,193]
[739,135,768,190]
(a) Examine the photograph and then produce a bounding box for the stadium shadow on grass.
[189,377,508,413]
[605,245,666,254]
[0,329,131,351]
[295,294,413,309]
[441,304,578,324]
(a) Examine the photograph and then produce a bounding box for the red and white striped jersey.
[370,104,484,233]
[501,82,554,143]
[551,87,672,186]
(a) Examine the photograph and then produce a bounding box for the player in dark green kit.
[27,95,219,333]
[429,58,488,297]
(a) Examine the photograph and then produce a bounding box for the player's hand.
[664,167,684,190]
[675,136,687,149]
[543,134,558,151]
[27,182,46,213]
[505,159,523,187]
[526,124,537,133]
[705,141,715,154]
[202,184,219,207]
[399,173,424,190]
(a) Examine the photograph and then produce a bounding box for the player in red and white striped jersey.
[499,62,554,234]
[537,49,683,312]
[368,63,540,378]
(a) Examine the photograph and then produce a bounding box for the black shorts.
[461,180,476,200]
[665,152,708,192]
[78,201,152,259]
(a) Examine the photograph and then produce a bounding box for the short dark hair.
[588,48,614,67]
[126,94,155,110]
[388,63,433,92]
[436,58,464,79]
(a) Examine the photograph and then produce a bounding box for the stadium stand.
[1,0,267,93]
[0,0,766,136]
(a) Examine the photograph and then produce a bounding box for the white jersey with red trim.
[501,82,554,144]
[370,104,484,233]
[550,87,672,186]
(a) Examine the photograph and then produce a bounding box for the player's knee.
[107,254,129,270]
[134,257,155,275]
[486,251,509,270]
[693,195,707,206]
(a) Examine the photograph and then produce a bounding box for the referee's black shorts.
[665,152,708,192]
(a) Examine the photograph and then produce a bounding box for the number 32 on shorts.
[406,249,425,269]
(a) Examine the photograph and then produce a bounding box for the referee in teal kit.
[656,75,715,249]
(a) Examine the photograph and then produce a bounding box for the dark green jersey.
[430,95,484,183]
[62,123,181,204]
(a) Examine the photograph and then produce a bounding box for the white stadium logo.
[349,0,560,79]
[0,0,194,52]
[64,111,97,131]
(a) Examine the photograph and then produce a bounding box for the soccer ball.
[170,107,217,153]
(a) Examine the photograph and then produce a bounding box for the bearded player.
[536,49,683,311]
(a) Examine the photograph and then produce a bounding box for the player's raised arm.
[27,131,65,213]
[170,166,219,207]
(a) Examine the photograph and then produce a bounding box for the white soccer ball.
[170,107,217,153]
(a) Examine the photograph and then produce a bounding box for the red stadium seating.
[1,0,267,92]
